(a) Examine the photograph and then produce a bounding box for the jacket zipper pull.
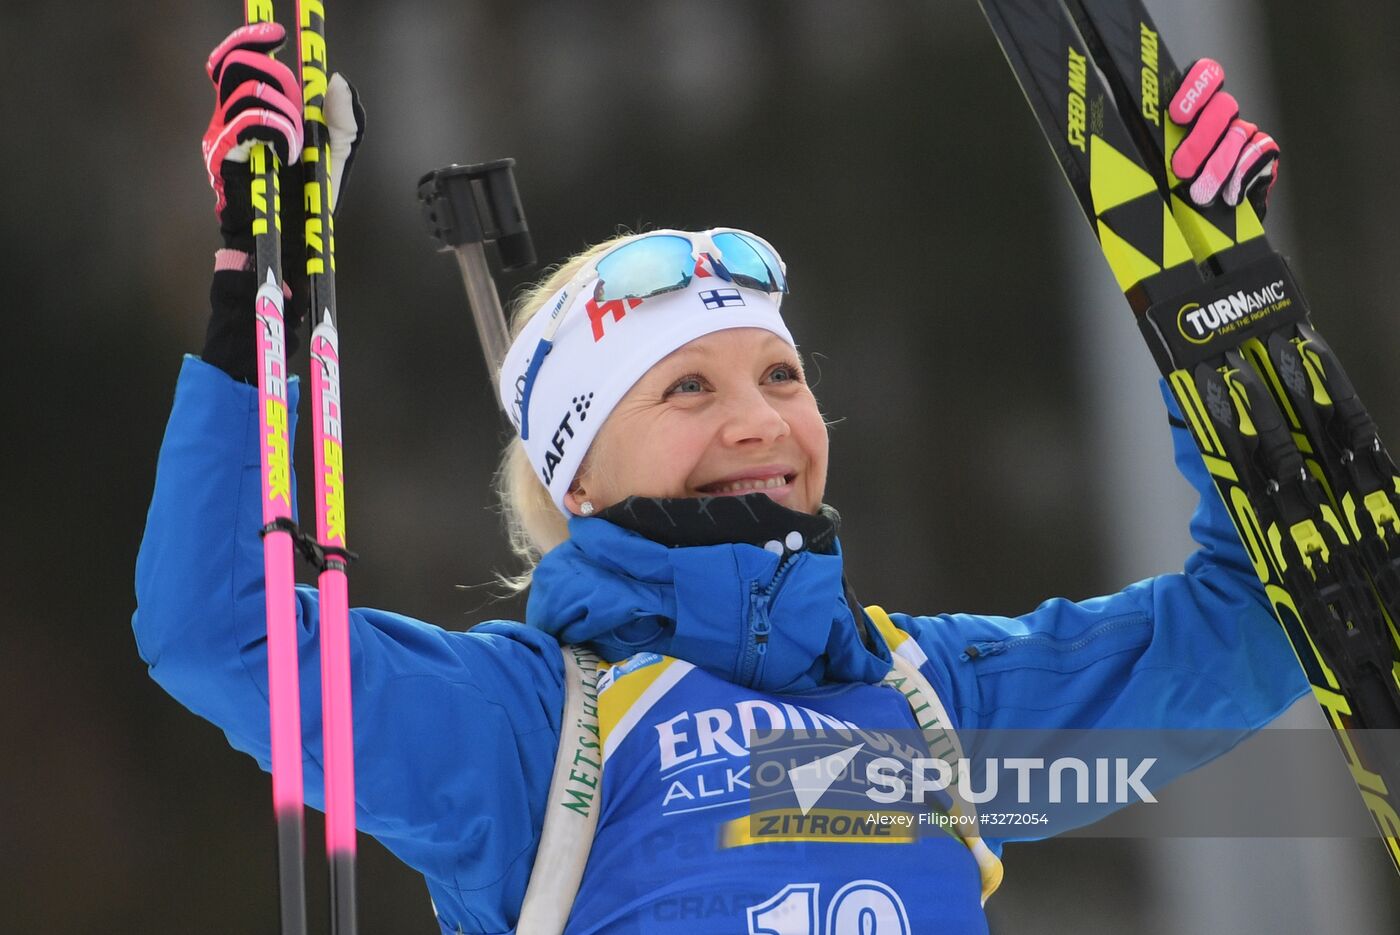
[734,588,774,687]
[739,556,796,685]
[751,591,773,652]
[961,639,1007,661]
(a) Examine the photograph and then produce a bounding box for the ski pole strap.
[516,643,603,935]
[298,540,359,573]
[259,517,360,572]
[259,517,302,539]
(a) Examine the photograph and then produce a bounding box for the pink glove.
[201,23,304,220]
[1168,58,1280,214]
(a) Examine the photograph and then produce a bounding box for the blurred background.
[4,0,1399,931]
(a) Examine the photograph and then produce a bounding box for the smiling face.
[564,327,829,516]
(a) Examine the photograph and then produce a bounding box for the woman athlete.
[134,23,1295,934]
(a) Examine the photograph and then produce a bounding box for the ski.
[243,0,310,931]
[294,0,360,932]
[978,0,1400,872]
[1065,0,1400,655]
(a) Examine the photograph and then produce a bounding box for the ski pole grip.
[417,160,536,271]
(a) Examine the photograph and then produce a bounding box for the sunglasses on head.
[514,228,789,440]
[584,228,788,303]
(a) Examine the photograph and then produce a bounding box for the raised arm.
[133,356,563,914]
[133,26,562,928]
[894,385,1309,734]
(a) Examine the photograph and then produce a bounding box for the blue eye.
[666,374,706,396]
[767,362,802,384]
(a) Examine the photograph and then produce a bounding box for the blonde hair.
[495,232,637,589]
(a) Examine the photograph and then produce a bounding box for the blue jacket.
[134,356,1308,932]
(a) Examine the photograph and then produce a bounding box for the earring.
[580,501,595,516]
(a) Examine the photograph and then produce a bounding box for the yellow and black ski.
[979,0,1400,873]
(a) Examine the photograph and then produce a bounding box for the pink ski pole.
[295,1,359,931]
[244,0,309,932]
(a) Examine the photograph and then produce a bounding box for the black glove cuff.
[217,159,310,257]
[219,161,256,254]
[202,264,304,384]
[209,155,310,383]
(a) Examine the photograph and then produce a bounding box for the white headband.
[498,259,794,514]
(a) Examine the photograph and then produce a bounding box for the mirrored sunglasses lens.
[593,235,695,301]
[712,232,787,293]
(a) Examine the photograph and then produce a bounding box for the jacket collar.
[525,512,891,693]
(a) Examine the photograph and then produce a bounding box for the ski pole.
[243,0,309,931]
[418,160,536,387]
[294,0,359,932]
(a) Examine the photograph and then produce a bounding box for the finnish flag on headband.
[700,288,746,309]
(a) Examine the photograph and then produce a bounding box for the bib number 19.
[747,881,911,935]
